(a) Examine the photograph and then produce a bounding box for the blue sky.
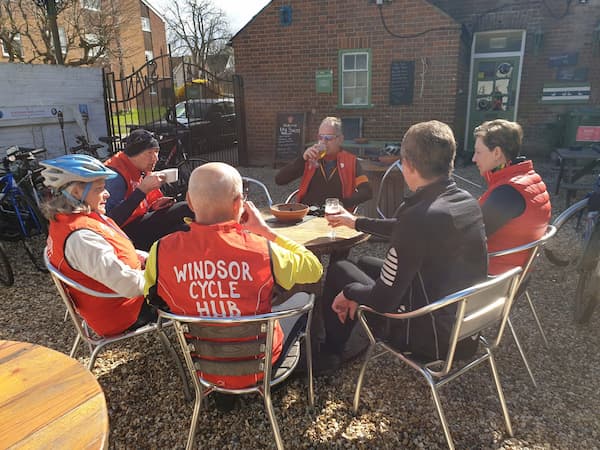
[149,0,270,34]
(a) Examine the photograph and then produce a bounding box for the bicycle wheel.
[0,243,14,286]
[573,226,600,323]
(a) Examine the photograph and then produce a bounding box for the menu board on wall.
[274,112,306,165]
[390,60,415,105]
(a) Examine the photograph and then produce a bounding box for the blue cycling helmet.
[40,154,117,190]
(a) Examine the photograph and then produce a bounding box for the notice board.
[390,60,415,105]
[274,112,306,165]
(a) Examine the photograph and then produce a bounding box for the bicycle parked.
[0,146,49,272]
[545,176,600,324]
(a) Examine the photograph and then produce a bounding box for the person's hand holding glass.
[325,201,357,238]
[304,142,327,169]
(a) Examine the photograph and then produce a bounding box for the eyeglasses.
[318,134,339,142]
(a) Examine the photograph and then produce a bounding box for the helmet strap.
[61,181,93,206]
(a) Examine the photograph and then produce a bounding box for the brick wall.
[232,0,464,165]
[431,0,600,155]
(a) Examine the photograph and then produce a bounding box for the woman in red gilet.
[472,119,551,275]
[41,154,155,336]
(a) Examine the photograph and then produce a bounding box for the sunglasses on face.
[318,134,339,142]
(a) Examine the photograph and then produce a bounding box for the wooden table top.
[0,340,109,450]
[264,213,369,255]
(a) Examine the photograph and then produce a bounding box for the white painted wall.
[0,63,107,158]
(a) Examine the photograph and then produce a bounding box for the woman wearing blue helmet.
[41,154,156,337]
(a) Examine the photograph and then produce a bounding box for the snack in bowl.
[270,203,309,222]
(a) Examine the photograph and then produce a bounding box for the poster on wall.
[274,112,306,166]
[541,83,590,103]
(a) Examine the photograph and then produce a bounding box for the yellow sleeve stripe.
[355,174,369,185]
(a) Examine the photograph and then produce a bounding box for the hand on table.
[332,291,358,324]
[325,206,357,230]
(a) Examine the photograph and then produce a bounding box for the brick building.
[0,0,167,77]
[231,0,600,165]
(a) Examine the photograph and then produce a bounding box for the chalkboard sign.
[390,60,415,105]
[274,112,306,164]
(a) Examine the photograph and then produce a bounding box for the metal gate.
[103,48,246,166]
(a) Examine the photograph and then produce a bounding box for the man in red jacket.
[105,129,192,250]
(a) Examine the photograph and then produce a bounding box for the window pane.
[355,88,368,103]
[343,54,355,70]
[356,54,367,70]
[356,71,368,87]
[343,71,355,87]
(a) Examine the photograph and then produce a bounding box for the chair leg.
[353,343,376,414]
[487,349,514,437]
[263,387,284,450]
[186,391,203,450]
[157,330,192,401]
[69,334,81,358]
[304,333,314,407]
[87,344,103,370]
[427,381,455,450]
[525,290,549,348]
[507,318,537,387]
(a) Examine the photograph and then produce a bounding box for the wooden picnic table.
[0,340,109,450]
[554,147,600,206]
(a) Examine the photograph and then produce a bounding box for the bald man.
[144,162,323,389]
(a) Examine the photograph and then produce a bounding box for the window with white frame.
[339,50,371,107]
[1,34,22,58]
[81,0,100,11]
[141,17,151,32]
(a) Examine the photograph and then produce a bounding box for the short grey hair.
[41,182,91,221]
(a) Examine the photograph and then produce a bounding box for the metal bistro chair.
[375,158,404,218]
[353,267,522,450]
[158,292,316,450]
[242,176,273,207]
[44,252,191,400]
[488,225,557,387]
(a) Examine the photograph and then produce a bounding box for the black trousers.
[123,201,193,251]
[320,257,383,354]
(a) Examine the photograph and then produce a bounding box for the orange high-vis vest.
[47,212,145,336]
[105,152,163,226]
[153,221,279,389]
[480,160,551,275]
[297,150,359,203]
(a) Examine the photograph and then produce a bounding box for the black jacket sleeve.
[275,156,305,185]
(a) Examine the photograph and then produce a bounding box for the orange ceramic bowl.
[270,203,309,222]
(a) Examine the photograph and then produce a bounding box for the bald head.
[187,162,243,224]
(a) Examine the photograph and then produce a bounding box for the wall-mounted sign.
[576,126,600,142]
[316,70,333,94]
[547,52,578,67]
[556,67,589,82]
[541,83,590,103]
[274,112,306,165]
[390,60,414,105]
[0,106,60,121]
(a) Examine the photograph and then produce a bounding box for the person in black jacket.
[316,120,488,370]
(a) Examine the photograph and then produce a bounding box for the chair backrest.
[285,188,299,204]
[376,159,405,218]
[157,293,314,390]
[488,225,557,286]
[439,267,522,376]
[359,267,521,378]
[242,176,273,207]
[44,251,121,339]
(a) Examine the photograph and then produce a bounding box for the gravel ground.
[1,159,599,449]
